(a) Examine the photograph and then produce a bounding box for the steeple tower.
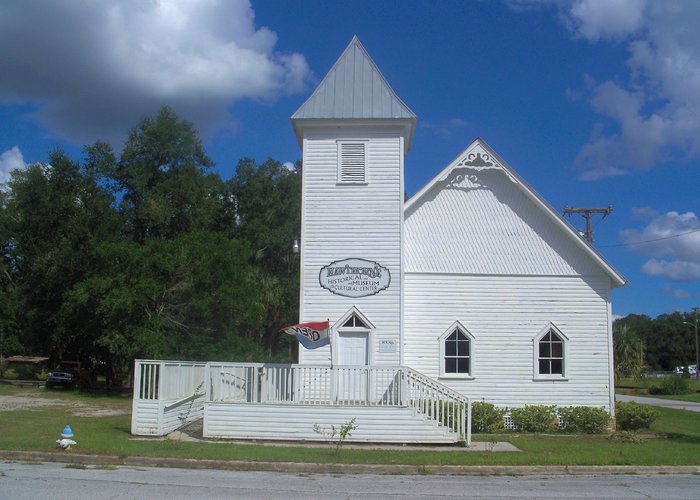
[292,36,415,366]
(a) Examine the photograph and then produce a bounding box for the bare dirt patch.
[0,391,129,417]
[0,393,62,411]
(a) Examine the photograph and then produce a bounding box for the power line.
[599,227,700,248]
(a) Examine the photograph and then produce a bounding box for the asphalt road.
[616,394,700,412]
[2,461,699,499]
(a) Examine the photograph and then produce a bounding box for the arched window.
[439,322,474,377]
[534,323,568,379]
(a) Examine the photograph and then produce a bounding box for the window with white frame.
[439,322,473,377]
[337,141,366,183]
[535,324,567,378]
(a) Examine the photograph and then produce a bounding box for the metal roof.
[292,36,416,121]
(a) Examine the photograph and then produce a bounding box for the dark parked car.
[46,361,90,389]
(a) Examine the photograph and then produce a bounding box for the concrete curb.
[2,451,699,476]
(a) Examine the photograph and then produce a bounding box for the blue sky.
[1,0,699,319]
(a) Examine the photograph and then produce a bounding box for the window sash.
[538,331,564,375]
[443,328,471,374]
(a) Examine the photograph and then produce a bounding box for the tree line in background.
[613,310,699,380]
[1,106,697,380]
[0,107,301,372]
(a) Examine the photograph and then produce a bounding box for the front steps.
[203,403,462,444]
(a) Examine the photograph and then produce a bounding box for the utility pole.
[563,205,613,244]
[683,307,699,380]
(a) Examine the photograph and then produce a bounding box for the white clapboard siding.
[131,360,208,436]
[131,400,160,435]
[404,159,603,276]
[131,396,206,436]
[299,127,404,366]
[203,403,460,444]
[404,273,613,409]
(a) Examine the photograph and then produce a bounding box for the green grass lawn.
[1,384,699,466]
[616,377,700,403]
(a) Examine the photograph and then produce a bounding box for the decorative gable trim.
[404,137,627,287]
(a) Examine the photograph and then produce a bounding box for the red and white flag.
[281,321,330,350]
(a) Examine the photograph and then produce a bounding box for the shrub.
[608,430,644,443]
[14,364,39,380]
[558,406,610,434]
[510,405,558,433]
[471,401,506,433]
[615,401,658,431]
[648,376,691,395]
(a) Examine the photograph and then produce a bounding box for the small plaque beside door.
[378,339,397,353]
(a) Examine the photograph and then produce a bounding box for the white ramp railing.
[132,361,471,444]
[209,363,403,406]
[131,360,207,436]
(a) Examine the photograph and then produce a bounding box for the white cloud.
[551,1,700,179]
[621,210,700,281]
[662,283,691,299]
[568,0,646,41]
[0,146,27,185]
[0,0,311,146]
[643,259,700,281]
[631,206,658,221]
[420,118,471,137]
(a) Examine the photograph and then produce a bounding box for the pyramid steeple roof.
[292,36,415,149]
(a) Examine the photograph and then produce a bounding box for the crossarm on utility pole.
[563,205,613,244]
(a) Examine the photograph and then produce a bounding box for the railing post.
[205,363,211,402]
[466,399,472,446]
[133,360,141,400]
[260,366,267,402]
[331,366,338,404]
[293,365,300,403]
[401,369,408,406]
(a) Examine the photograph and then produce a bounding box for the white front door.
[337,332,368,401]
[339,332,368,366]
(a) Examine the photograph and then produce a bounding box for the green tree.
[63,232,266,365]
[229,158,301,357]
[1,107,302,369]
[614,310,698,371]
[0,191,22,357]
[613,324,645,381]
[2,150,119,361]
[78,108,287,363]
[110,106,222,241]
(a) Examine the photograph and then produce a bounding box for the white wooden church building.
[131,37,625,445]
